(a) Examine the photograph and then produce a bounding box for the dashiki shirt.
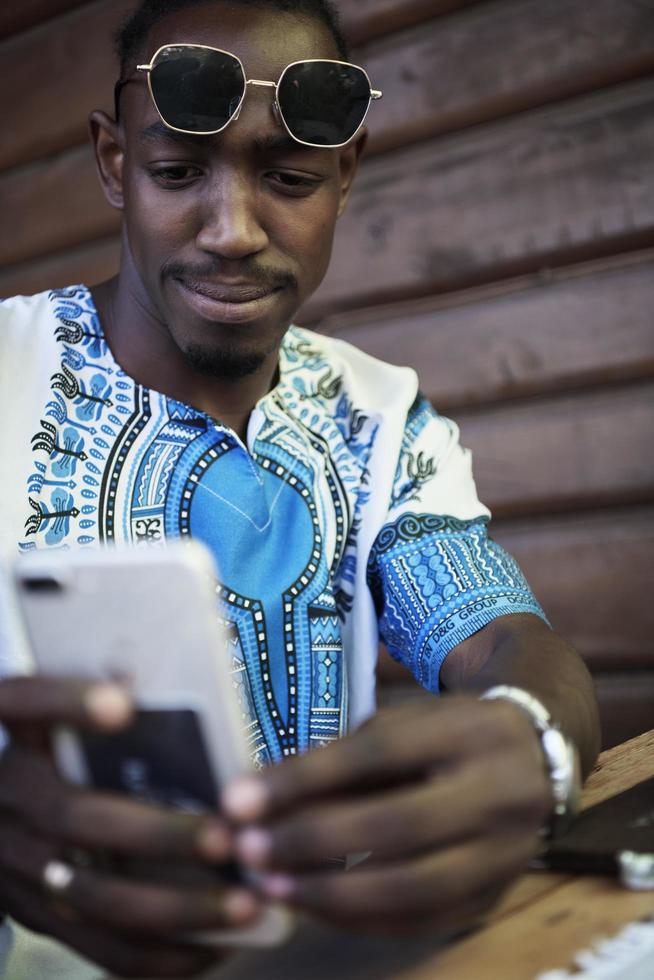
[0,286,547,764]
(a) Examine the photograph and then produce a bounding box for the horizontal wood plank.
[2,0,653,174]
[0,0,87,40]
[496,509,654,670]
[337,0,478,47]
[303,78,654,318]
[0,145,118,268]
[593,673,654,749]
[321,252,654,409]
[4,77,654,301]
[581,729,654,809]
[458,381,654,516]
[361,0,654,157]
[0,0,133,173]
[0,236,121,300]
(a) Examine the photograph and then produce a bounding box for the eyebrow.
[139,121,321,156]
[140,121,209,146]
[254,133,316,156]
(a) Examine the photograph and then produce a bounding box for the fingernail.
[85,684,132,728]
[197,822,231,860]
[222,889,260,923]
[222,778,267,820]
[258,873,296,900]
[236,828,271,867]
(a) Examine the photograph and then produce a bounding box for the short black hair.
[115,0,349,80]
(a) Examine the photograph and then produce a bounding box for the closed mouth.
[176,278,281,304]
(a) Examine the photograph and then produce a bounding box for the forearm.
[440,613,601,778]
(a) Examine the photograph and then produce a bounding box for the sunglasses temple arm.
[114,66,152,120]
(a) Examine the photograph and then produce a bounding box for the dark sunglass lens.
[150,47,244,132]
[278,62,371,146]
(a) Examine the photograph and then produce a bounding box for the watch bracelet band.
[479,685,581,838]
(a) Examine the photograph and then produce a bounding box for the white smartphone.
[11,541,292,947]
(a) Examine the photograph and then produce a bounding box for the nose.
[195,170,269,260]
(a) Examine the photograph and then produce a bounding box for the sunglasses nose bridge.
[243,78,281,127]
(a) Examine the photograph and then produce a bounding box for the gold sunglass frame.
[136,43,383,148]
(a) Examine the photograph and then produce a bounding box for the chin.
[183,342,270,381]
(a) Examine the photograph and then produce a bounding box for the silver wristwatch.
[480,685,581,838]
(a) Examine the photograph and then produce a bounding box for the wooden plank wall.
[1,0,653,747]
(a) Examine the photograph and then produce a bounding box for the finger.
[235,749,550,871]
[257,835,538,921]
[302,880,506,937]
[66,869,260,934]
[0,822,260,934]
[0,676,132,730]
[223,698,535,821]
[0,746,233,862]
[2,874,220,979]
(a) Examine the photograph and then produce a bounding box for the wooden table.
[212,730,654,980]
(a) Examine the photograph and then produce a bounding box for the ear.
[336,128,367,218]
[89,110,125,211]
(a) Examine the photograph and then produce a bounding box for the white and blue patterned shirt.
[0,286,546,763]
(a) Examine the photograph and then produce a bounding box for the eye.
[147,164,204,187]
[267,171,324,196]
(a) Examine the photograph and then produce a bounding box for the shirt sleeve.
[366,395,548,692]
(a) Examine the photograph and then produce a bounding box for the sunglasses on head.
[115,43,382,148]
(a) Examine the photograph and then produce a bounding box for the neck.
[90,257,280,443]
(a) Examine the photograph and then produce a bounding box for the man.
[0,0,600,976]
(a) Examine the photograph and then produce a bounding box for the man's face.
[114,3,361,378]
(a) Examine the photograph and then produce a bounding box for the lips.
[173,277,283,323]
[179,278,279,303]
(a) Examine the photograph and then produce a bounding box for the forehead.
[142,2,341,78]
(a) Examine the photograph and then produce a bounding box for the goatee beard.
[183,343,270,380]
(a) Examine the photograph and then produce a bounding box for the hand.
[0,676,261,978]
[223,698,552,935]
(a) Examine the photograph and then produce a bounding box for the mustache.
[163,259,298,293]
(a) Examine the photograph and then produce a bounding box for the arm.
[441,612,601,778]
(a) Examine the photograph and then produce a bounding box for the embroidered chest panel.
[20,288,379,766]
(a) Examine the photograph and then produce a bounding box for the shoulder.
[0,287,93,415]
[282,326,419,415]
[0,285,90,344]
[1,290,57,372]
[1,285,95,355]
[1,288,56,329]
